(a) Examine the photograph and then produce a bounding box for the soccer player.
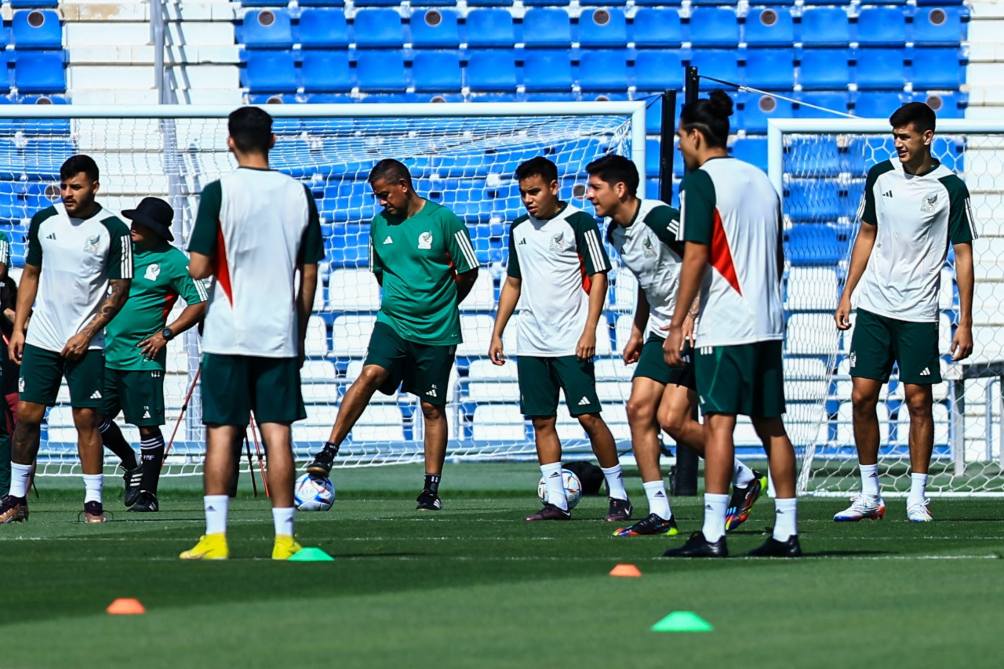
[489,156,629,522]
[305,160,479,511]
[99,197,208,512]
[662,91,801,558]
[833,102,975,523]
[0,155,133,525]
[0,231,12,494]
[585,154,765,538]
[180,107,322,560]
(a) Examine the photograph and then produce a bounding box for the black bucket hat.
[122,197,174,242]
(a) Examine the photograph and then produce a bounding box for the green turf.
[2,463,1003,669]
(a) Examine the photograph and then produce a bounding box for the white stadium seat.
[783,357,829,402]
[330,315,374,357]
[353,405,405,442]
[467,359,519,402]
[328,268,380,311]
[458,314,493,356]
[786,267,838,310]
[595,357,633,382]
[787,313,840,355]
[612,266,638,312]
[305,315,330,357]
[472,404,526,441]
[460,271,496,311]
[301,360,335,382]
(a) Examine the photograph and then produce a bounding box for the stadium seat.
[644,138,660,178]
[413,51,461,92]
[350,405,406,443]
[794,92,852,119]
[856,6,907,46]
[689,50,739,84]
[296,9,350,48]
[472,405,526,442]
[331,315,375,357]
[11,9,61,49]
[302,360,336,383]
[631,9,685,47]
[356,50,408,92]
[924,91,966,118]
[461,271,496,312]
[738,92,792,134]
[913,7,965,46]
[305,315,329,357]
[786,267,839,310]
[798,49,851,90]
[745,49,795,90]
[522,50,573,92]
[10,1,58,7]
[13,50,64,94]
[731,136,768,172]
[458,314,493,356]
[467,50,517,92]
[911,48,964,90]
[854,91,906,119]
[855,48,907,90]
[353,9,406,48]
[634,51,684,91]
[411,8,460,48]
[578,7,627,48]
[240,50,297,93]
[799,7,851,47]
[465,9,515,48]
[784,225,847,266]
[522,9,572,48]
[577,50,627,92]
[689,7,739,48]
[744,7,794,47]
[787,314,841,356]
[783,357,829,402]
[786,179,842,222]
[466,360,518,403]
[298,0,345,5]
[301,50,351,93]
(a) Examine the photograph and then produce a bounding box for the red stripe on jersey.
[710,208,742,296]
[215,224,233,305]
[160,292,179,321]
[578,253,592,293]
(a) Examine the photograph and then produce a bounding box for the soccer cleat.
[525,503,571,521]
[416,489,442,511]
[127,491,159,513]
[272,535,303,560]
[833,495,886,522]
[306,444,338,477]
[748,535,803,558]
[82,501,107,524]
[907,500,933,523]
[661,531,728,558]
[0,495,28,524]
[179,533,229,560]
[725,470,767,531]
[605,497,633,522]
[123,465,143,507]
[613,512,678,537]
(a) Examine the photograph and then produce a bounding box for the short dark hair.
[515,156,558,184]
[679,89,734,149]
[368,159,413,187]
[59,154,99,182]
[585,154,639,196]
[889,101,936,135]
[227,106,274,154]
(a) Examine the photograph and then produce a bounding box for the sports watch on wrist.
[161,327,174,341]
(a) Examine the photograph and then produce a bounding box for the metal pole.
[151,0,166,104]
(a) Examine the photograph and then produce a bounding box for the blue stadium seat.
[645,139,661,178]
[794,92,852,119]
[298,0,345,5]
[633,0,684,5]
[843,180,865,214]
[578,7,627,48]
[301,50,351,93]
[731,137,768,172]
[745,7,794,47]
[688,7,739,48]
[856,6,907,46]
[356,50,408,92]
[13,50,64,93]
[11,10,62,49]
[411,8,460,48]
[577,50,627,92]
[911,48,964,89]
[913,7,966,46]
[738,92,793,134]
[788,137,842,176]
[855,48,906,90]
[634,51,684,92]
[354,0,405,5]
[631,9,684,47]
[785,225,844,266]
[467,50,517,92]
[296,9,349,48]
[854,91,906,118]
[923,91,966,118]
[745,49,795,90]
[466,9,514,48]
[799,7,851,47]
[798,49,850,90]
[786,180,842,222]
[522,50,573,91]
[413,51,461,92]
[522,9,572,48]
[10,1,58,7]
[353,9,406,48]
[689,50,739,84]
[466,0,513,5]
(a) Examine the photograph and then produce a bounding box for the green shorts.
[849,309,942,385]
[517,355,601,418]
[102,367,165,427]
[694,340,786,418]
[200,353,306,427]
[633,335,696,390]
[19,344,104,408]
[364,321,455,407]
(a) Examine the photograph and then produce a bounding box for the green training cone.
[288,547,335,562]
[650,611,713,633]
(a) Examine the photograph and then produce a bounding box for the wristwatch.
[161,327,174,341]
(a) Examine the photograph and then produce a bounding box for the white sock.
[859,463,880,498]
[601,464,628,501]
[701,493,729,542]
[642,480,672,520]
[9,463,32,498]
[83,474,103,504]
[908,472,928,507]
[772,497,797,541]
[540,462,568,511]
[733,459,755,488]
[204,495,229,535]
[272,507,295,537]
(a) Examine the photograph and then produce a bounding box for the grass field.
[2,463,1003,669]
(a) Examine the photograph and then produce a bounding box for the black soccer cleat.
[724,470,766,532]
[0,494,28,524]
[416,489,442,511]
[127,491,160,513]
[748,534,802,558]
[123,465,143,507]
[613,512,678,537]
[306,444,338,477]
[661,531,728,558]
[605,497,633,522]
[525,503,571,522]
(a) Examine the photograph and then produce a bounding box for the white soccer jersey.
[507,202,611,356]
[854,159,976,323]
[188,168,324,358]
[24,203,132,352]
[680,157,785,347]
[607,199,682,339]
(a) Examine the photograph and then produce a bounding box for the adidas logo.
[549,472,561,478]
[655,491,665,498]
[920,367,931,376]
[882,190,894,198]
[577,396,590,406]
[518,238,527,245]
[383,236,393,245]
[426,387,437,398]
[45,232,56,240]
[142,410,151,419]
[90,390,102,399]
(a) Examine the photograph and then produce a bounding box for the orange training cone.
[106,598,146,615]
[609,563,642,578]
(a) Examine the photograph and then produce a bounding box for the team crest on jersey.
[418,231,433,250]
[921,192,939,213]
[144,263,161,282]
[84,235,101,253]
[550,232,565,251]
[642,236,656,258]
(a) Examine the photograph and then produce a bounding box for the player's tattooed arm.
[63,279,131,360]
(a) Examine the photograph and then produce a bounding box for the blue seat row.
[0,51,65,94]
[0,10,62,49]
[242,1,965,6]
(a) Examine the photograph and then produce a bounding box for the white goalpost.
[769,117,1004,497]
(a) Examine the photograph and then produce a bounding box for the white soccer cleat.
[833,495,886,522]
[906,500,933,523]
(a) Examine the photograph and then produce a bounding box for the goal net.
[769,118,1004,496]
[0,102,648,476]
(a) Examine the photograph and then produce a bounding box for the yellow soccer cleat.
[272,535,303,560]
[179,533,229,560]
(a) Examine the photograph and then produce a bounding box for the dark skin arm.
[137,301,207,359]
[62,278,130,361]
[455,268,478,304]
[8,263,39,363]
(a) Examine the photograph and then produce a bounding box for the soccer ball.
[294,473,335,511]
[537,468,582,510]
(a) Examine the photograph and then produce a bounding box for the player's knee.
[626,398,654,425]
[905,395,933,419]
[420,402,444,421]
[15,402,44,427]
[357,365,388,389]
[657,408,687,437]
[531,416,556,433]
[72,407,99,430]
[577,413,603,433]
[851,388,879,414]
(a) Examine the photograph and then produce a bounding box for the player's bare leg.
[748,416,802,556]
[903,383,935,521]
[835,377,887,521]
[417,400,448,511]
[74,407,106,522]
[0,401,44,523]
[525,416,570,521]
